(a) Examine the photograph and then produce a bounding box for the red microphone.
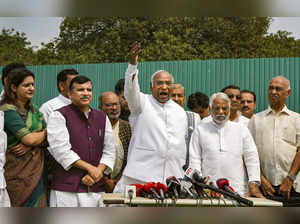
[216,178,237,195]
[143,182,160,199]
[130,184,144,197]
[156,182,168,200]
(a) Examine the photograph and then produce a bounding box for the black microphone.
[166,176,181,199]
[178,178,198,199]
[156,182,168,200]
[184,167,254,207]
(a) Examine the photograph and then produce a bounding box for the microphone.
[166,176,181,199]
[209,181,222,198]
[184,167,254,206]
[216,178,239,196]
[130,184,144,197]
[156,182,168,200]
[143,182,160,199]
[178,178,198,199]
[183,167,209,198]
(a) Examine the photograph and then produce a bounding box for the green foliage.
[2,17,300,66]
[0,28,37,66]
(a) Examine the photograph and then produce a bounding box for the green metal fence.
[1,57,299,113]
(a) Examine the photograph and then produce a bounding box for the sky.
[0,17,300,48]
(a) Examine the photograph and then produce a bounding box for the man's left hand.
[82,174,96,187]
[248,183,265,198]
[104,177,116,193]
[279,177,293,199]
[87,165,104,183]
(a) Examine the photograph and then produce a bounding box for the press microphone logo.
[185,167,193,176]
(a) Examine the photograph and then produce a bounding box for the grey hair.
[271,75,291,90]
[150,70,174,87]
[209,92,231,109]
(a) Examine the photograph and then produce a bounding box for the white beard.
[213,114,230,126]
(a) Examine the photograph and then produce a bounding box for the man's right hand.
[129,41,141,65]
[87,165,104,183]
[261,175,275,197]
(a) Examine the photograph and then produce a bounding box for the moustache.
[242,106,250,110]
[80,95,90,100]
[215,115,226,119]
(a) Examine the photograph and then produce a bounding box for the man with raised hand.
[114,42,188,192]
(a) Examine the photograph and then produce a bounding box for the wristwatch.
[287,173,296,182]
[248,181,261,187]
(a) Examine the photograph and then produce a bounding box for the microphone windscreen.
[131,184,144,196]
[156,182,168,193]
[216,178,229,190]
[143,182,157,193]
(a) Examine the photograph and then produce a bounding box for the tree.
[0,28,37,66]
[42,17,275,64]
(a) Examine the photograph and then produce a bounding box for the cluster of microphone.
[127,167,253,207]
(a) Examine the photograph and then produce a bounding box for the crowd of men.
[0,41,299,207]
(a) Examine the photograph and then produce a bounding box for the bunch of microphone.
[128,167,254,206]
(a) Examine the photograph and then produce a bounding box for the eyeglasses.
[103,103,120,108]
[154,81,173,87]
[227,94,241,100]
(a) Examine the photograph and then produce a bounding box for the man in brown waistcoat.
[47,75,116,207]
[99,91,131,193]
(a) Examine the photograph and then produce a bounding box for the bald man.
[99,92,131,192]
[248,76,300,204]
[170,83,201,169]
[114,42,188,193]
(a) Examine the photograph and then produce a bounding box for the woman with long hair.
[0,68,47,207]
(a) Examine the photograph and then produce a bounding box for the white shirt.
[248,106,300,192]
[202,113,249,127]
[123,64,188,183]
[189,120,261,196]
[40,94,71,123]
[0,111,7,189]
[47,110,115,172]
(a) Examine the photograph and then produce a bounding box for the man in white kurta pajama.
[114,42,188,193]
[189,92,263,197]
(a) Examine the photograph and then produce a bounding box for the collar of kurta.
[69,104,93,121]
[150,95,172,107]
[210,118,228,129]
[266,105,290,116]
[58,94,72,104]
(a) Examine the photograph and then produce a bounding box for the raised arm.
[124,42,146,114]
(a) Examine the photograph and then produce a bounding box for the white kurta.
[189,120,261,196]
[0,111,11,207]
[121,64,188,184]
[40,94,71,123]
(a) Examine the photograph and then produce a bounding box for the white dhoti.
[50,190,104,207]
